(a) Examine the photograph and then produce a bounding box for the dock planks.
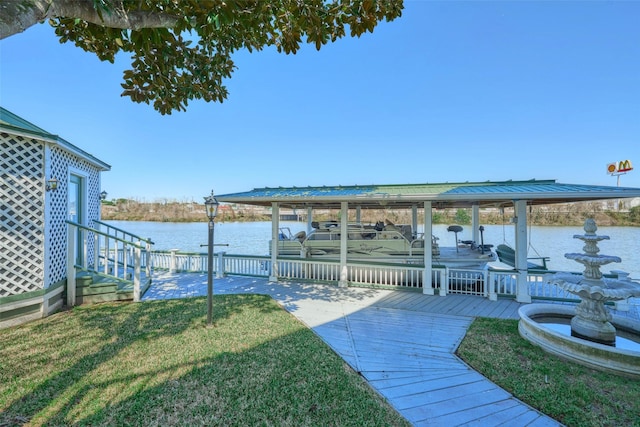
[297,304,559,426]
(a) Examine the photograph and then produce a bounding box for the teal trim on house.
[0,106,54,137]
[0,107,111,171]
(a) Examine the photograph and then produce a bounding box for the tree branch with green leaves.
[1,0,403,114]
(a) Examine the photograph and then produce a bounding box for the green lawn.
[5,296,638,427]
[0,295,410,427]
[456,317,640,427]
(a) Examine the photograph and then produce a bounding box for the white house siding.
[0,133,46,296]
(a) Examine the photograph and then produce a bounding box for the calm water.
[105,220,640,279]
[542,322,640,351]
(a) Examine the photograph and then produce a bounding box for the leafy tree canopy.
[1,0,403,114]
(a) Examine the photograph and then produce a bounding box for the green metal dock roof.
[216,180,640,209]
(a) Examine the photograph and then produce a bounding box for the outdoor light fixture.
[204,190,219,326]
[46,177,58,191]
[100,190,108,201]
[204,190,220,220]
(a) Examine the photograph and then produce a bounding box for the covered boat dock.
[216,179,640,303]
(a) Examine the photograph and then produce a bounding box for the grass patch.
[456,317,640,427]
[0,295,410,426]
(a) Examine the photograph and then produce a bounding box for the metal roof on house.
[0,107,111,171]
[216,180,640,209]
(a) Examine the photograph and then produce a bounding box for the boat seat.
[447,225,463,253]
[496,244,549,270]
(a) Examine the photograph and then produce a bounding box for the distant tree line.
[101,198,268,222]
[102,199,640,226]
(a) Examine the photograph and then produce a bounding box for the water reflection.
[541,320,640,351]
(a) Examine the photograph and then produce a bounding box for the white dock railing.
[63,240,639,312]
[148,250,588,300]
[135,250,638,315]
[348,261,425,289]
[69,224,632,305]
[487,268,586,302]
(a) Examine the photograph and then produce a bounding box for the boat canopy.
[216,179,640,210]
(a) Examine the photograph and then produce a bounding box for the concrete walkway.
[143,272,562,426]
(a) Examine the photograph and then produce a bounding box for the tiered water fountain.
[518,219,640,377]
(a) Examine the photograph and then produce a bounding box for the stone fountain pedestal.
[517,219,640,377]
[570,289,617,345]
[548,219,640,346]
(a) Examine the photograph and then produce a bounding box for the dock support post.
[216,252,225,278]
[514,200,531,303]
[269,203,279,282]
[169,249,178,273]
[338,202,349,287]
[472,204,479,244]
[423,201,435,295]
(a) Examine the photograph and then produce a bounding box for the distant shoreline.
[101,200,640,227]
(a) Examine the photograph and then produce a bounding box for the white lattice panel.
[1,132,104,298]
[0,134,45,296]
[46,145,102,287]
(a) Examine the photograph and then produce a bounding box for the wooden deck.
[143,273,562,426]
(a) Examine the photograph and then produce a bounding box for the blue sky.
[1,1,639,201]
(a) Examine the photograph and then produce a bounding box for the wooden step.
[73,270,134,304]
[75,271,94,287]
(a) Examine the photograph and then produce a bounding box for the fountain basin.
[518,303,640,378]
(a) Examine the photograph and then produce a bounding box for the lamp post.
[204,190,219,326]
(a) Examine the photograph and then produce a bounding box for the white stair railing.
[66,220,152,304]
